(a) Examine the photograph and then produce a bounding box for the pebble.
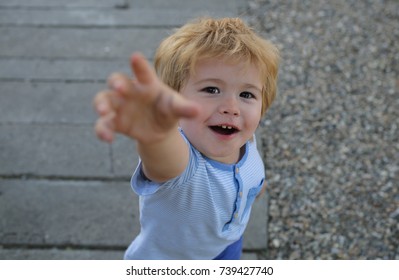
[247,0,399,259]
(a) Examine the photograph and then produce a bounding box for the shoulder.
[240,135,265,178]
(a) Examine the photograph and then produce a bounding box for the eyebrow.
[243,83,262,93]
[194,78,225,86]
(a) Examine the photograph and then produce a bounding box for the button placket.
[222,165,244,231]
[232,165,243,222]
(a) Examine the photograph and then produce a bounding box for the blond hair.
[154,17,280,116]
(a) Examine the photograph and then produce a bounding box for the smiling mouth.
[209,125,239,135]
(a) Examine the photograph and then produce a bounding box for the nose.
[219,94,240,116]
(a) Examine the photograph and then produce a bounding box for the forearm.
[137,125,189,183]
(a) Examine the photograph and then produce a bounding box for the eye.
[240,91,255,99]
[201,87,220,94]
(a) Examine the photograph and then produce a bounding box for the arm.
[93,53,200,182]
[137,127,189,183]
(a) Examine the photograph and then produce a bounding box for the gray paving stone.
[0,82,101,124]
[111,135,139,178]
[0,124,112,178]
[0,0,127,9]
[0,9,236,28]
[244,193,268,250]
[0,179,138,248]
[241,252,259,260]
[0,59,129,82]
[130,0,244,12]
[0,248,125,260]
[0,27,168,59]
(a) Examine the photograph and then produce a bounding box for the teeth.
[221,125,233,129]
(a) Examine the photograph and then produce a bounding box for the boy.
[93,18,279,259]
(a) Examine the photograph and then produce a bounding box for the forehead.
[189,56,262,86]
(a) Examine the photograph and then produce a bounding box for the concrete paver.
[0,82,101,123]
[131,0,244,11]
[0,0,127,9]
[0,59,129,82]
[0,125,112,178]
[0,9,237,28]
[0,27,168,59]
[0,179,139,247]
[0,248,125,260]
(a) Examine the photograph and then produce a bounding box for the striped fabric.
[124,130,265,260]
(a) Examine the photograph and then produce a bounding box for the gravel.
[245,0,398,259]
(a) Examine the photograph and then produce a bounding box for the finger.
[93,90,123,116]
[107,73,133,97]
[171,94,201,119]
[93,91,113,116]
[94,113,116,143]
[130,52,158,86]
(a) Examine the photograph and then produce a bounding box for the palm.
[114,83,179,143]
[94,53,199,143]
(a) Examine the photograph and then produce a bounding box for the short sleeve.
[130,133,200,196]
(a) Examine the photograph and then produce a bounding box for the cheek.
[180,118,200,135]
[190,101,214,122]
[245,110,262,130]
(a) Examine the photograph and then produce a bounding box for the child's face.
[179,57,263,164]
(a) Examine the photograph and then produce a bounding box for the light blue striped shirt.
[124,130,265,259]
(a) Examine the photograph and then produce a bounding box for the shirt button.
[234,212,238,219]
[239,192,243,197]
[235,167,239,174]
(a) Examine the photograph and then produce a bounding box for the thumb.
[130,52,157,86]
[171,93,201,119]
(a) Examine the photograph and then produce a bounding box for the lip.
[209,122,240,130]
[208,123,240,140]
[218,123,239,130]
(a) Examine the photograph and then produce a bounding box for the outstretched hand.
[93,53,200,143]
